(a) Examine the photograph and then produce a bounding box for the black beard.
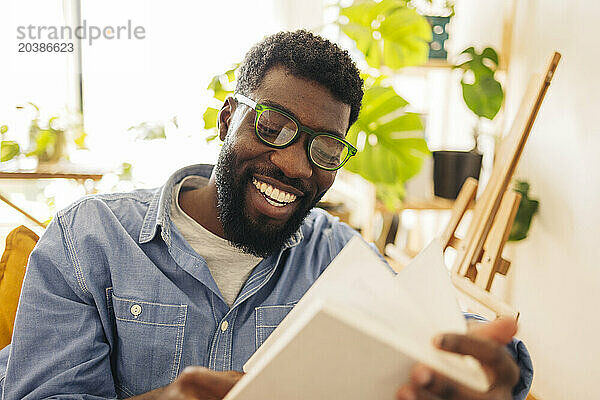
[214,142,321,257]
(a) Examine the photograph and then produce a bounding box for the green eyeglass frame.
[234,93,357,171]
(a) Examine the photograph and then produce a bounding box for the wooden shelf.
[0,162,104,181]
[0,171,103,181]
[0,163,105,228]
[402,197,456,210]
[423,59,453,68]
[401,196,478,210]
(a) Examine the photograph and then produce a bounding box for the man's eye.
[263,127,279,135]
[257,122,280,137]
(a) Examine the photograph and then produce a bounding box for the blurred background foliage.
[1,102,87,164]
[508,180,539,242]
[338,0,431,70]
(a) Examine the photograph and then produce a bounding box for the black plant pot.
[433,150,483,199]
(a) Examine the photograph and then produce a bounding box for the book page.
[393,238,467,335]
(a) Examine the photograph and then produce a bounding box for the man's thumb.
[469,316,518,344]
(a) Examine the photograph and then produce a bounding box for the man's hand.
[130,367,244,400]
[396,317,521,400]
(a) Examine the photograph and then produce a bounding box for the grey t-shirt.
[170,176,262,307]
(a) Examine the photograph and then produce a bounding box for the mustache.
[246,165,310,195]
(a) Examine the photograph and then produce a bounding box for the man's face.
[214,66,351,257]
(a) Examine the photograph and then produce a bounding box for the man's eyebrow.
[260,99,346,138]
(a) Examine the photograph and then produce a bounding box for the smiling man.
[187,62,355,258]
[0,30,532,400]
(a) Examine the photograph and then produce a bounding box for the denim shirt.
[0,164,533,399]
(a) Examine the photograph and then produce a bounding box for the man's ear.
[218,97,237,141]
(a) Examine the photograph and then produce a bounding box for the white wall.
[417,1,600,397]
[503,1,600,398]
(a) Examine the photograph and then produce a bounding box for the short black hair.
[236,30,363,129]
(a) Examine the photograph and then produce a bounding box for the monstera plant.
[337,0,432,70]
[455,46,504,147]
[343,77,430,206]
[337,0,432,207]
[202,0,433,209]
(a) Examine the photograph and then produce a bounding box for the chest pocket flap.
[110,292,187,397]
[112,294,186,327]
[255,303,296,349]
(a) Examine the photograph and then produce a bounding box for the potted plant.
[0,125,20,163]
[0,103,87,167]
[433,46,504,199]
[508,180,539,241]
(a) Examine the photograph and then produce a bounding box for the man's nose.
[269,138,313,179]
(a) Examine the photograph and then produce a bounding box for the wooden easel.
[441,52,561,318]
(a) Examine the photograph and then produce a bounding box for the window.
[78,0,295,186]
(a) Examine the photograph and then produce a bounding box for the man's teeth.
[252,178,297,206]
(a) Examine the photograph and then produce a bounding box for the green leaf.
[1,140,20,162]
[202,65,239,136]
[119,162,133,180]
[461,46,476,56]
[205,133,219,143]
[456,46,504,119]
[128,122,166,140]
[377,113,424,136]
[456,46,497,78]
[376,182,406,210]
[48,116,60,129]
[27,129,57,160]
[207,70,235,101]
[508,180,539,241]
[481,47,499,66]
[461,74,503,120]
[0,125,7,135]
[27,102,40,113]
[35,130,56,152]
[74,131,88,149]
[225,68,236,82]
[343,82,430,203]
[203,107,219,130]
[207,75,220,91]
[360,86,409,122]
[339,0,431,70]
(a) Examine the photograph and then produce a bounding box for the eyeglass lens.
[256,108,348,169]
[310,136,349,169]
[256,109,297,146]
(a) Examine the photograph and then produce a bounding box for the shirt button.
[130,304,142,317]
[220,320,229,332]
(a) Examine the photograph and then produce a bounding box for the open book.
[224,237,488,400]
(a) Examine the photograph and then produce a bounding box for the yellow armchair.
[0,225,39,348]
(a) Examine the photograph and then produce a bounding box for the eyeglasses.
[234,93,357,171]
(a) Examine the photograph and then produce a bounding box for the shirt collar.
[139,164,214,245]
[138,163,304,249]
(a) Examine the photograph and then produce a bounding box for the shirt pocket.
[255,303,297,350]
[109,290,187,398]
